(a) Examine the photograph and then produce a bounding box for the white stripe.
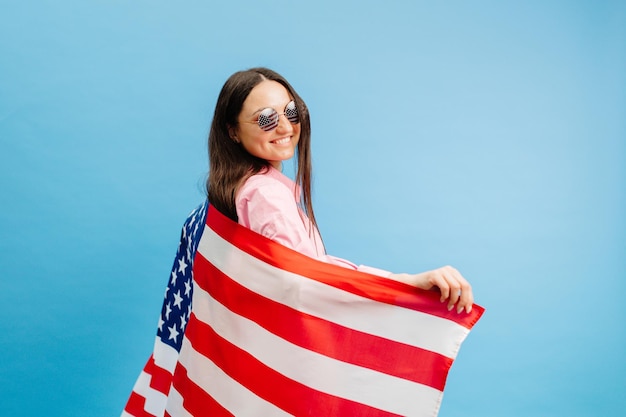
[124,339,179,417]
[129,370,168,417]
[164,386,193,417]
[192,284,444,416]
[175,337,292,417]
[152,337,180,373]
[198,227,470,359]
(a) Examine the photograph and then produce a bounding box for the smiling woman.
[121,67,482,417]
[233,81,301,166]
[206,67,475,308]
[206,68,314,228]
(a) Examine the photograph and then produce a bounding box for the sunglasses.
[246,100,300,131]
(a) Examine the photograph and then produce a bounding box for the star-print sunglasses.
[245,100,300,131]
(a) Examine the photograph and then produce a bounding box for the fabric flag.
[122,200,484,417]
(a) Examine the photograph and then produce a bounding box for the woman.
[207,67,473,314]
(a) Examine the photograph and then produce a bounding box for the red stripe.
[144,355,173,395]
[169,358,235,417]
[124,391,157,417]
[183,313,402,417]
[206,205,484,328]
[194,253,452,390]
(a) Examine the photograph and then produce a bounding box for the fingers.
[429,266,474,314]
[458,278,474,314]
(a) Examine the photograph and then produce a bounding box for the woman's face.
[232,80,301,169]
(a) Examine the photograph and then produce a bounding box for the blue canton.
[156,200,208,351]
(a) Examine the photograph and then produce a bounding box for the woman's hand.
[389,266,474,314]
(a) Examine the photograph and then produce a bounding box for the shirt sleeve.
[236,175,391,278]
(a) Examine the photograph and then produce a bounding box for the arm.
[236,175,473,313]
[388,267,474,313]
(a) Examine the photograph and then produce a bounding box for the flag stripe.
[194,253,453,391]
[173,332,293,417]
[189,281,445,415]
[167,362,234,417]
[123,340,181,416]
[144,356,173,395]
[183,312,403,417]
[123,392,157,417]
[152,337,181,372]
[198,224,471,359]
[206,204,483,328]
[124,368,167,416]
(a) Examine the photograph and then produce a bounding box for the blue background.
[1,1,624,416]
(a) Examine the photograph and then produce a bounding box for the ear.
[227,125,240,143]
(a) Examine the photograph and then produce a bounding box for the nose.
[275,113,293,134]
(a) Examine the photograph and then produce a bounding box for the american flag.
[122,201,484,417]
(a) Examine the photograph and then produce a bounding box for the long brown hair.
[206,67,318,232]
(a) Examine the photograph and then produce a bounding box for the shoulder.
[237,167,297,201]
[240,170,284,190]
[235,169,301,229]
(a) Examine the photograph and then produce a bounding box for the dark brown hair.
[206,67,317,232]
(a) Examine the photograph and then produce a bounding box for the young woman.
[207,67,473,314]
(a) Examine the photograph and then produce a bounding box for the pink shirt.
[235,166,391,277]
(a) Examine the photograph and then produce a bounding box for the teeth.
[273,138,290,145]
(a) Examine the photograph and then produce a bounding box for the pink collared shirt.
[236,166,391,277]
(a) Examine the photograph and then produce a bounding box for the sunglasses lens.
[257,108,279,131]
[285,101,299,124]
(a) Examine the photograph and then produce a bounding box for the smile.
[272,137,291,145]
